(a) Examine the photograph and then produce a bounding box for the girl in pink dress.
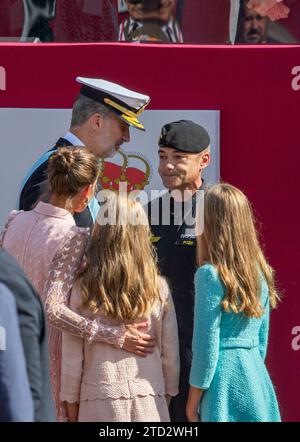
[60,192,180,422]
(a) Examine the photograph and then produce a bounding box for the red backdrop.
[0,42,299,421]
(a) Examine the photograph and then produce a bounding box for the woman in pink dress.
[60,192,180,422]
[0,147,98,420]
[0,147,151,420]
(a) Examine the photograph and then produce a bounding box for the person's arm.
[160,279,180,399]
[44,228,156,355]
[14,270,55,421]
[0,211,20,248]
[259,299,270,361]
[186,265,223,422]
[60,285,87,423]
[0,249,55,421]
[60,330,83,422]
[65,403,79,423]
[0,283,34,422]
[186,387,203,422]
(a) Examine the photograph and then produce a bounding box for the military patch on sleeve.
[150,236,162,243]
[175,233,196,246]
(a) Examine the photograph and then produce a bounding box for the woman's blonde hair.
[197,183,280,318]
[47,146,99,197]
[80,192,161,321]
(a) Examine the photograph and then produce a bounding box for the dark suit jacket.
[0,283,34,421]
[0,249,55,422]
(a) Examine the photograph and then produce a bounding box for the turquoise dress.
[190,264,281,422]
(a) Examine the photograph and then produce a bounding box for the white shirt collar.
[63,131,85,147]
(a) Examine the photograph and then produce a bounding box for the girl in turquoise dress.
[186,183,281,422]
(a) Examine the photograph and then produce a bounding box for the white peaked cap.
[76,77,150,131]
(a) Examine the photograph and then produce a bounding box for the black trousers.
[169,346,192,422]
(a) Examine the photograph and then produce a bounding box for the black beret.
[158,120,210,153]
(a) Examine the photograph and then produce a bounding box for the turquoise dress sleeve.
[189,264,223,390]
[258,300,270,361]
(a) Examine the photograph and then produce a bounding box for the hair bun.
[50,148,76,174]
[47,146,99,197]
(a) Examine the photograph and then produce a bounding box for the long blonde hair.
[80,192,161,321]
[197,183,280,318]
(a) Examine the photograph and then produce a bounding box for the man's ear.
[199,150,211,170]
[89,113,104,131]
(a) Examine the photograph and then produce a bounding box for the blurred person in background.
[235,0,280,43]
[128,21,171,42]
[21,0,56,41]
[119,0,183,42]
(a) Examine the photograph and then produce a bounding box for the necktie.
[165,25,173,42]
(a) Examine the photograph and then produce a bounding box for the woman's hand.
[186,385,203,422]
[123,322,156,357]
[186,410,200,422]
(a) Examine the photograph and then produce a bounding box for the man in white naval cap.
[18,77,153,358]
[19,77,150,228]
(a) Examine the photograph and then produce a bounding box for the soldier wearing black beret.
[148,120,211,422]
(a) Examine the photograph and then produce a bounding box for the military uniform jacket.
[148,183,205,366]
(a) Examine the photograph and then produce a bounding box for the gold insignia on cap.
[104,98,137,119]
[121,114,144,130]
[104,97,146,130]
[136,103,148,116]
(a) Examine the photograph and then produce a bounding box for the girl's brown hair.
[47,146,99,197]
[197,183,280,318]
[80,192,161,321]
